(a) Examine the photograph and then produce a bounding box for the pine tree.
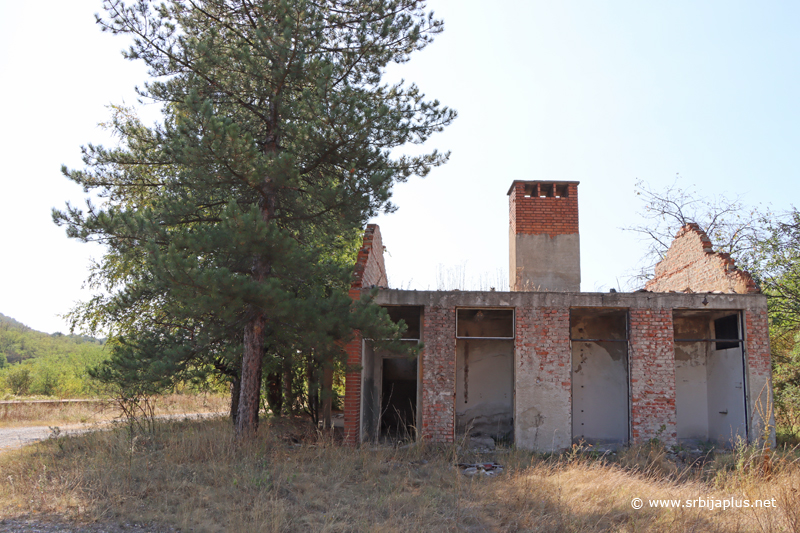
[55,0,454,436]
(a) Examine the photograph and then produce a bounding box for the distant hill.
[0,313,108,396]
[0,313,104,365]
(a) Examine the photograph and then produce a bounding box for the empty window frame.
[383,306,422,340]
[456,308,515,339]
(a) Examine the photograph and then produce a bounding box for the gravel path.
[0,412,225,452]
[0,424,95,452]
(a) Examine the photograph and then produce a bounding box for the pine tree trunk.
[236,312,265,437]
[236,134,277,438]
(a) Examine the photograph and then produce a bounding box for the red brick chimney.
[508,181,580,291]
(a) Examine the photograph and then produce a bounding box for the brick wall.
[351,224,388,290]
[509,181,579,237]
[745,308,775,445]
[645,223,758,294]
[343,224,388,445]
[514,306,572,450]
[420,305,456,443]
[628,308,677,445]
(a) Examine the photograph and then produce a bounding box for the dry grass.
[0,417,798,532]
[0,394,228,428]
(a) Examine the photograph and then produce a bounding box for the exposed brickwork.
[420,305,456,443]
[628,308,677,445]
[514,306,572,450]
[343,334,362,446]
[343,224,389,445]
[351,224,388,290]
[515,307,571,389]
[745,308,774,443]
[508,181,579,237]
[645,223,758,294]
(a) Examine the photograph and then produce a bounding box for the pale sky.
[2,1,799,334]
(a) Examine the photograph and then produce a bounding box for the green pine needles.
[54,0,455,436]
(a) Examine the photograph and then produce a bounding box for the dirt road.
[0,412,225,452]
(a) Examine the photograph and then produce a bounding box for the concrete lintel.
[369,290,767,311]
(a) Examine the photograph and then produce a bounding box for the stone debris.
[457,462,504,476]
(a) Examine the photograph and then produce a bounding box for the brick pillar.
[508,181,580,291]
[628,308,677,445]
[744,309,774,445]
[342,224,388,446]
[343,329,362,446]
[420,305,456,443]
[514,306,571,451]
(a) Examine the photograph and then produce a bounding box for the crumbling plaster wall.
[745,309,775,445]
[355,291,772,450]
[514,306,572,450]
[629,308,678,445]
[420,305,456,443]
[645,224,758,294]
[570,311,629,445]
[455,339,514,439]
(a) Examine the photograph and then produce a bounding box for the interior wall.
[571,341,628,444]
[570,309,628,446]
[455,339,514,440]
[673,312,748,446]
[674,341,710,441]
[707,318,747,444]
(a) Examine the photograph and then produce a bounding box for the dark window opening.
[384,306,421,340]
[714,315,740,350]
[456,309,514,338]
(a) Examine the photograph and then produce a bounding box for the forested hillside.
[0,313,107,397]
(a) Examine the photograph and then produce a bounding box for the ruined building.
[343,181,773,451]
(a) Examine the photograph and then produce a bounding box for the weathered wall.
[570,310,628,445]
[745,309,775,445]
[707,342,748,444]
[352,290,771,450]
[344,224,389,445]
[645,224,758,294]
[420,305,456,443]
[511,232,581,291]
[352,224,388,290]
[673,313,749,446]
[572,341,629,445]
[629,308,677,445]
[514,306,572,451]
[508,181,580,292]
[455,339,514,439]
[674,341,710,441]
